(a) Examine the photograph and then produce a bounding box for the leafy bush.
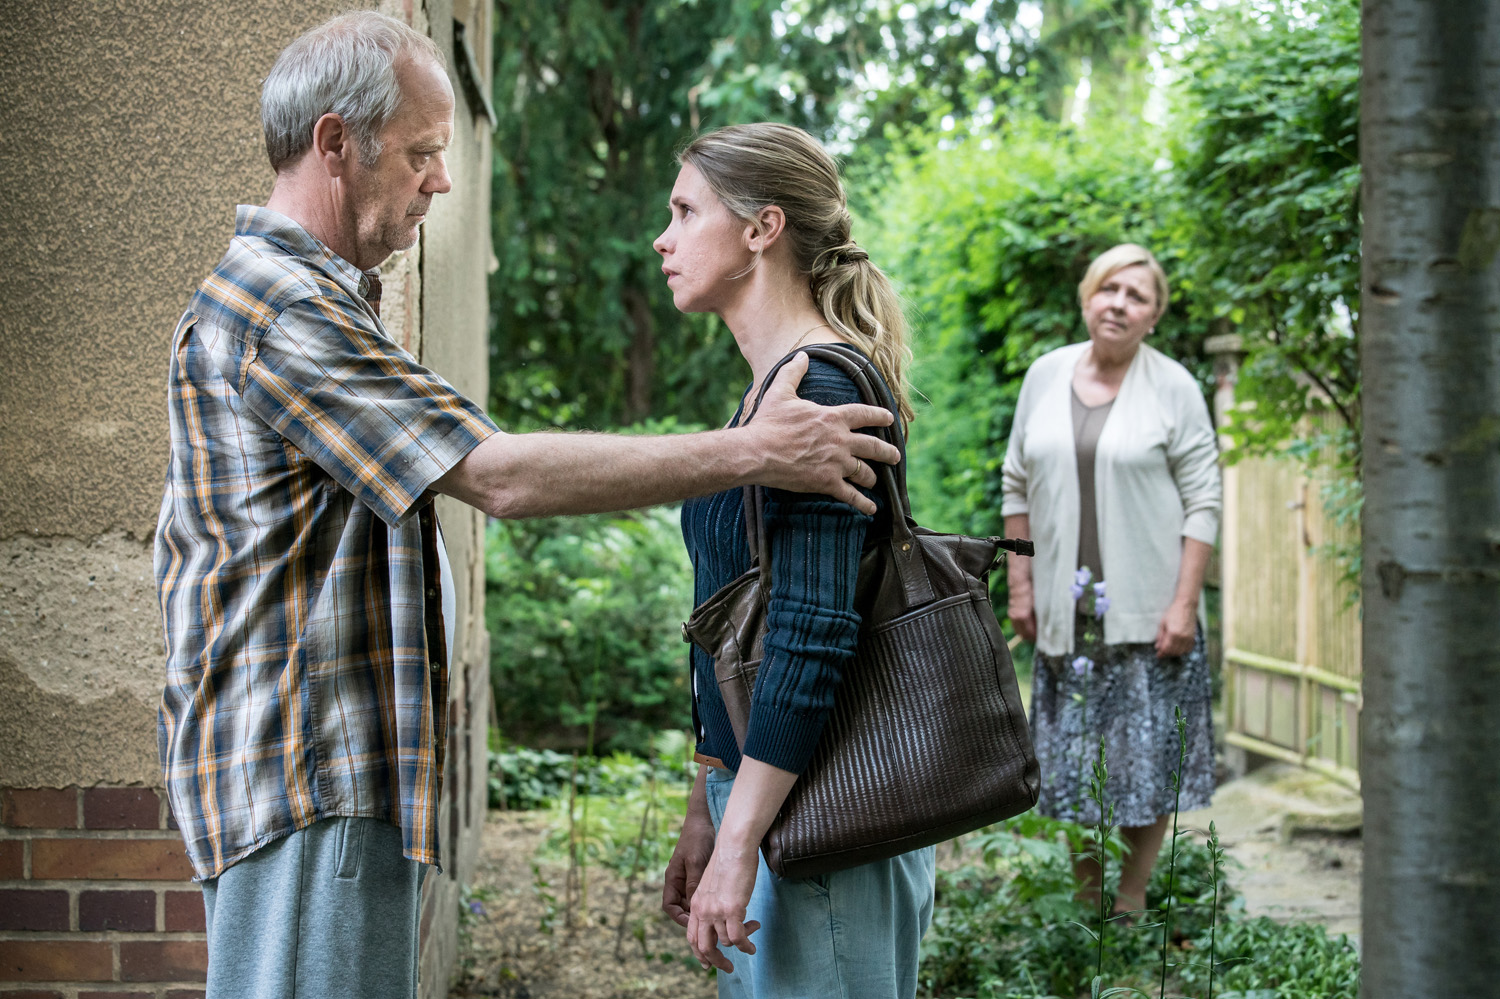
[915,809,1359,999]
[489,732,694,811]
[920,811,1137,997]
[487,746,579,811]
[1179,916,1360,999]
[486,506,694,755]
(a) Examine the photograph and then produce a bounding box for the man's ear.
[311,112,354,177]
[746,204,787,253]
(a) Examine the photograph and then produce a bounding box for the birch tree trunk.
[1360,1,1500,993]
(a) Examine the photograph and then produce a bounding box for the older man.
[156,12,896,999]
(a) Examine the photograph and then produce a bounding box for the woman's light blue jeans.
[704,767,936,999]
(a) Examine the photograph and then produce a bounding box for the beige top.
[1072,388,1114,588]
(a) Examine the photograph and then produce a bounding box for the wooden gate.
[1210,336,1362,789]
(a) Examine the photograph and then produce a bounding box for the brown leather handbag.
[682,343,1040,879]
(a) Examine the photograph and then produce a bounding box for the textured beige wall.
[0,0,350,541]
[0,0,494,809]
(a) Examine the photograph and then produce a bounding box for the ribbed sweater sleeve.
[739,361,884,773]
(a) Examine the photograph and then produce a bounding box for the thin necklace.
[744,323,834,420]
[788,322,832,352]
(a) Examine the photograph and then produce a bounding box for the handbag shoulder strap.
[739,344,935,607]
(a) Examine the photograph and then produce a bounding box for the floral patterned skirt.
[1029,622,1215,827]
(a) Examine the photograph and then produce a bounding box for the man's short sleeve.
[240,295,497,527]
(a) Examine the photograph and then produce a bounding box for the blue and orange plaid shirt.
[155,206,497,881]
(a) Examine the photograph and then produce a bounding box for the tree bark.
[1360,2,1500,994]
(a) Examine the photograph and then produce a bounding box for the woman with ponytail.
[654,123,933,999]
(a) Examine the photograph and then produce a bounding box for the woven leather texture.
[683,344,1039,879]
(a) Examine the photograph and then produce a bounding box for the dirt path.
[449,810,714,999]
[1180,763,1362,940]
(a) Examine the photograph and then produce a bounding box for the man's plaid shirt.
[155,206,496,881]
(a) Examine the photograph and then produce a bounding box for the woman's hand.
[662,768,715,928]
[685,840,763,972]
[1156,538,1211,658]
[1003,513,1036,642]
[1155,600,1197,658]
[1008,589,1037,643]
[681,757,797,972]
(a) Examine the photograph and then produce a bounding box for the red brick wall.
[0,787,206,999]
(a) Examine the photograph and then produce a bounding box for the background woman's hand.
[1002,514,1036,642]
[1155,600,1196,657]
[1008,590,1037,642]
[685,841,762,972]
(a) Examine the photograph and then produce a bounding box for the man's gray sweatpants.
[201,817,425,999]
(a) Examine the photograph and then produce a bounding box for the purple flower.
[1069,582,1086,601]
[1071,655,1092,676]
[1074,566,1093,586]
[1094,596,1111,618]
[1093,581,1107,599]
[468,900,486,916]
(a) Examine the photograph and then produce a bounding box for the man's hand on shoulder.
[744,352,900,514]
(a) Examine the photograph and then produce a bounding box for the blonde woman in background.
[655,123,934,999]
[1002,244,1221,923]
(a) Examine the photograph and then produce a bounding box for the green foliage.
[1166,0,1363,577]
[541,778,691,881]
[1168,0,1361,455]
[1178,916,1361,999]
[488,0,753,430]
[512,733,694,881]
[485,507,694,754]
[921,812,1123,997]
[487,746,578,811]
[488,734,695,811]
[916,809,1360,999]
[920,809,1251,998]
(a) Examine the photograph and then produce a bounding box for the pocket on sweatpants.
[333,818,366,879]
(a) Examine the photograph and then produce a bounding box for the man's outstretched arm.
[434,352,899,518]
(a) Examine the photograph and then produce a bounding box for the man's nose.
[425,153,453,195]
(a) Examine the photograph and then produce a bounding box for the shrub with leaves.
[920,811,1133,998]
[489,734,694,812]
[1178,915,1360,999]
[486,506,694,755]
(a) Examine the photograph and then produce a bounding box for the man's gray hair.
[261,11,444,171]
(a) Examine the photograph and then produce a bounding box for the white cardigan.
[1001,342,1221,655]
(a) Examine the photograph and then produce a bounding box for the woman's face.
[653,163,752,315]
[1082,264,1160,354]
